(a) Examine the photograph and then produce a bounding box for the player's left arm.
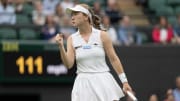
[101,31,132,92]
[101,31,124,75]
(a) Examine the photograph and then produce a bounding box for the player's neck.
[78,23,92,35]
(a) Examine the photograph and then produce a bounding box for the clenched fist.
[55,33,64,46]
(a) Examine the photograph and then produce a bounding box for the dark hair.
[79,4,101,30]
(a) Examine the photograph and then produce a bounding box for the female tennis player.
[55,3,133,101]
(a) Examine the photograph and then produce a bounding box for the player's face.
[71,11,88,27]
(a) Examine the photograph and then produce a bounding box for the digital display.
[0,41,76,84]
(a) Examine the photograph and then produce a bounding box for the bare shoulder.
[66,36,73,48]
[100,30,108,36]
[67,32,78,42]
[67,35,72,41]
[100,30,110,42]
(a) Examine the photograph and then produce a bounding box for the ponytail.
[92,14,101,30]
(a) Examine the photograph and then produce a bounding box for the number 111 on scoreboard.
[16,56,43,75]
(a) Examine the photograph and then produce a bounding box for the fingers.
[55,33,63,43]
[123,87,128,94]
[58,33,63,37]
[123,85,132,94]
[56,33,63,39]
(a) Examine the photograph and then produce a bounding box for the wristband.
[119,73,128,83]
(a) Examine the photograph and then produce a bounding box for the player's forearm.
[110,56,128,83]
[59,46,71,69]
[110,56,124,74]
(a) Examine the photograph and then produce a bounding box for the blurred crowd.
[0,0,180,45]
[151,15,180,45]
[148,76,180,101]
[124,75,180,101]
[0,0,122,43]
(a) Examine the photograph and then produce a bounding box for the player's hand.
[55,33,64,46]
[123,82,132,94]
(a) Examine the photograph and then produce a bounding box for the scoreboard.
[0,40,76,84]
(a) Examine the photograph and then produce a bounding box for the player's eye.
[71,11,80,16]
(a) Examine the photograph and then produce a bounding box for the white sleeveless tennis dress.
[71,27,124,101]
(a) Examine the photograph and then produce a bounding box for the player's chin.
[72,23,77,27]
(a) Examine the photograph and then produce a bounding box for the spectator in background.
[93,1,105,17]
[101,15,119,45]
[54,3,65,26]
[117,15,142,46]
[32,0,46,26]
[165,95,175,101]
[73,0,79,5]
[41,15,59,43]
[105,0,122,24]
[164,89,175,101]
[148,94,159,101]
[167,89,174,97]
[60,0,74,13]
[26,0,34,3]
[173,15,180,44]
[7,0,14,5]
[135,0,148,8]
[152,16,173,44]
[14,0,25,14]
[42,0,60,15]
[173,76,180,101]
[0,0,16,25]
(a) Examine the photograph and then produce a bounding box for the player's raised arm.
[55,33,75,69]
